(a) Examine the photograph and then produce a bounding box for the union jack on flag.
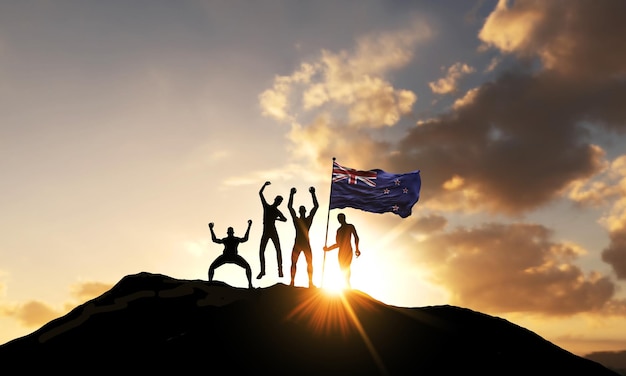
[329,160,421,218]
[332,161,377,187]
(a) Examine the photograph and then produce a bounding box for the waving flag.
[329,161,421,218]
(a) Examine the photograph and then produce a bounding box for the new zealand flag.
[329,161,421,218]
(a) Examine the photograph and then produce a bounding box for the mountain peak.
[0,272,618,375]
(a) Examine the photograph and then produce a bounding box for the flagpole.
[322,157,335,288]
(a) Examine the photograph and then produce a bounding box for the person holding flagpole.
[321,158,421,287]
[323,213,361,289]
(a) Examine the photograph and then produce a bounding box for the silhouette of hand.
[309,186,315,193]
[355,249,361,257]
[248,219,252,225]
[208,223,214,229]
[291,187,296,194]
[264,181,271,186]
[323,246,328,251]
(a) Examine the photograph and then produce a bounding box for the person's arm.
[259,181,270,206]
[241,220,252,242]
[309,186,319,217]
[352,225,361,257]
[324,228,339,251]
[288,188,296,218]
[208,223,222,244]
[324,243,338,251]
[277,209,288,222]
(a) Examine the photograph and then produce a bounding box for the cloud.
[415,222,616,315]
[393,71,610,214]
[286,115,391,170]
[259,26,425,128]
[0,300,60,327]
[70,281,112,302]
[568,155,626,209]
[484,56,501,73]
[429,62,475,95]
[298,41,420,128]
[452,87,480,110]
[0,280,113,328]
[413,213,448,233]
[603,230,626,280]
[601,299,626,316]
[479,0,626,79]
[258,1,626,219]
[258,19,430,172]
[567,154,626,279]
[259,63,316,122]
[390,0,626,214]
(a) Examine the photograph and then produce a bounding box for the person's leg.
[290,248,299,286]
[257,235,269,279]
[270,233,283,277]
[338,249,353,289]
[209,256,226,282]
[235,256,253,289]
[304,248,313,288]
[208,265,215,282]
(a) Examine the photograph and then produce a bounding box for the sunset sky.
[2,0,626,357]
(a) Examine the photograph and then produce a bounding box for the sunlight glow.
[320,269,349,293]
[337,293,388,375]
[286,289,389,375]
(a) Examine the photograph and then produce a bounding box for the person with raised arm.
[287,186,319,288]
[257,181,287,279]
[208,220,254,289]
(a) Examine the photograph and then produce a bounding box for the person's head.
[273,195,283,205]
[227,227,234,236]
[337,213,346,224]
[299,205,306,216]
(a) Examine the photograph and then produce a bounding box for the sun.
[319,269,349,294]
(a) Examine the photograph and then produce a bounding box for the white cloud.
[255,19,431,178]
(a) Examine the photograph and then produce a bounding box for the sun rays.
[286,288,389,375]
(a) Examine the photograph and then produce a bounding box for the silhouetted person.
[208,220,253,289]
[257,181,287,279]
[288,186,319,288]
[323,213,361,288]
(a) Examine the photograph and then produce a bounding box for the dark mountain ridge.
[0,272,618,375]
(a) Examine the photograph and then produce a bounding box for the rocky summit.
[0,272,618,375]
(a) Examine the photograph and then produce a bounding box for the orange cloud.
[567,154,626,279]
[479,0,546,54]
[259,63,316,121]
[415,222,616,315]
[0,300,60,327]
[70,281,113,302]
[288,114,391,170]
[429,63,475,95]
[0,280,114,329]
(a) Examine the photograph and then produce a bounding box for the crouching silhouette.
[208,220,254,289]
